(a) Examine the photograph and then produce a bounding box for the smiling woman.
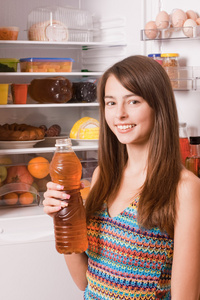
[43,55,200,300]
[104,75,155,146]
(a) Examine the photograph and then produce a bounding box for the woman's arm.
[64,253,88,291]
[171,170,200,300]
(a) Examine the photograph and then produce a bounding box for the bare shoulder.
[90,166,100,188]
[175,168,200,226]
[177,168,200,207]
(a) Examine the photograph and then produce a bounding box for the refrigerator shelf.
[0,102,99,108]
[0,144,98,155]
[141,25,200,41]
[0,40,127,49]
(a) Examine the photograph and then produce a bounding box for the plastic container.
[179,122,190,166]
[0,84,9,105]
[19,57,74,72]
[0,26,19,40]
[161,53,179,89]
[0,58,19,72]
[11,84,28,104]
[185,136,200,178]
[28,6,93,42]
[49,138,88,254]
[148,53,163,65]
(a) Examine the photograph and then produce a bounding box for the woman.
[43,55,200,299]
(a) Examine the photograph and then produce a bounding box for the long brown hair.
[85,55,182,237]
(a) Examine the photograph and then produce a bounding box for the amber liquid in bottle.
[179,137,190,166]
[49,140,88,254]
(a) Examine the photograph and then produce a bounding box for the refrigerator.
[0,0,199,299]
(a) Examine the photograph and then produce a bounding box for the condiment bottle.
[148,53,163,65]
[161,53,179,89]
[185,136,200,178]
[179,122,190,166]
[49,138,88,254]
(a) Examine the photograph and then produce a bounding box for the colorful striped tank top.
[84,197,174,300]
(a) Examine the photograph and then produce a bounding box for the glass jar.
[148,53,163,65]
[161,53,179,89]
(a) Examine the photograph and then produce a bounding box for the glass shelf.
[141,25,200,41]
[0,40,127,50]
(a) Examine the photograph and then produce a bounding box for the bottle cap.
[189,136,200,145]
[55,138,72,147]
[148,53,161,57]
[161,53,179,57]
[179,122,187,127]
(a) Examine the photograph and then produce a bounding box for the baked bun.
[0,123,45,141]
[28,20,68,42]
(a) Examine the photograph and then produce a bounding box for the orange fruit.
[19,192,34,205]
[80,179,91,200]
[4,192,18,205]
[28,157,50,179]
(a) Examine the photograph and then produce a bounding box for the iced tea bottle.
[49,138,88,254]
[185,136,200,178]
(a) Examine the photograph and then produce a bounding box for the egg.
[155,11,170,29]
[183,19,197,37]
[171,9,187,28]
[186,10,198,21]
[144,21,158,39]
[196,18,200,25]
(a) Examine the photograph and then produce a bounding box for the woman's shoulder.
[177,168,200,211]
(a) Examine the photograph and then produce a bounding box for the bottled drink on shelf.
[185,136,200,178]
[49,138,88,254]
[179,122,190,166]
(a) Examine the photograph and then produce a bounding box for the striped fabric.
[84,197,173,300]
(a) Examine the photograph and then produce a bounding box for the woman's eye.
[129,100,138,104]
[106,101,115,106]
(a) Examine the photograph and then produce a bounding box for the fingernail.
[61,202,68,208]
[57,185,64,190]
[62,193,70,199]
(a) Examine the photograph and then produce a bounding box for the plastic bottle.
[179,122,190,166]
[185,136,200,178]
[49,138,88,254]
[148,53,163,65]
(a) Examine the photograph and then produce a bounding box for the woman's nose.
[116,103,128,119]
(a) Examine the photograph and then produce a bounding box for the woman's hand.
[43,181,70,216]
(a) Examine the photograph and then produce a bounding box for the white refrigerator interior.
[0,0,200,299]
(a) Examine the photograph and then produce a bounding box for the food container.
[19,57,74,72]
[28,6,93,42]
[0,58,19,72]
[0,84,9,105]
[161,53,179,89]
[0,156,51,207]
[0,26,19,40]
[11,84,28,104]
[148,53,163,65]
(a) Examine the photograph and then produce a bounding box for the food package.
[29,76,73,103]
[70,117,99,139]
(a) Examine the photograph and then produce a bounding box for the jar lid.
[161,53,179,58]
[189,136,200,145]
[148,53,161,57]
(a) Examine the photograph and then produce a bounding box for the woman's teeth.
[117,124,135,130]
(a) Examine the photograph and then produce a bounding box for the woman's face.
[104,75,155,146]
